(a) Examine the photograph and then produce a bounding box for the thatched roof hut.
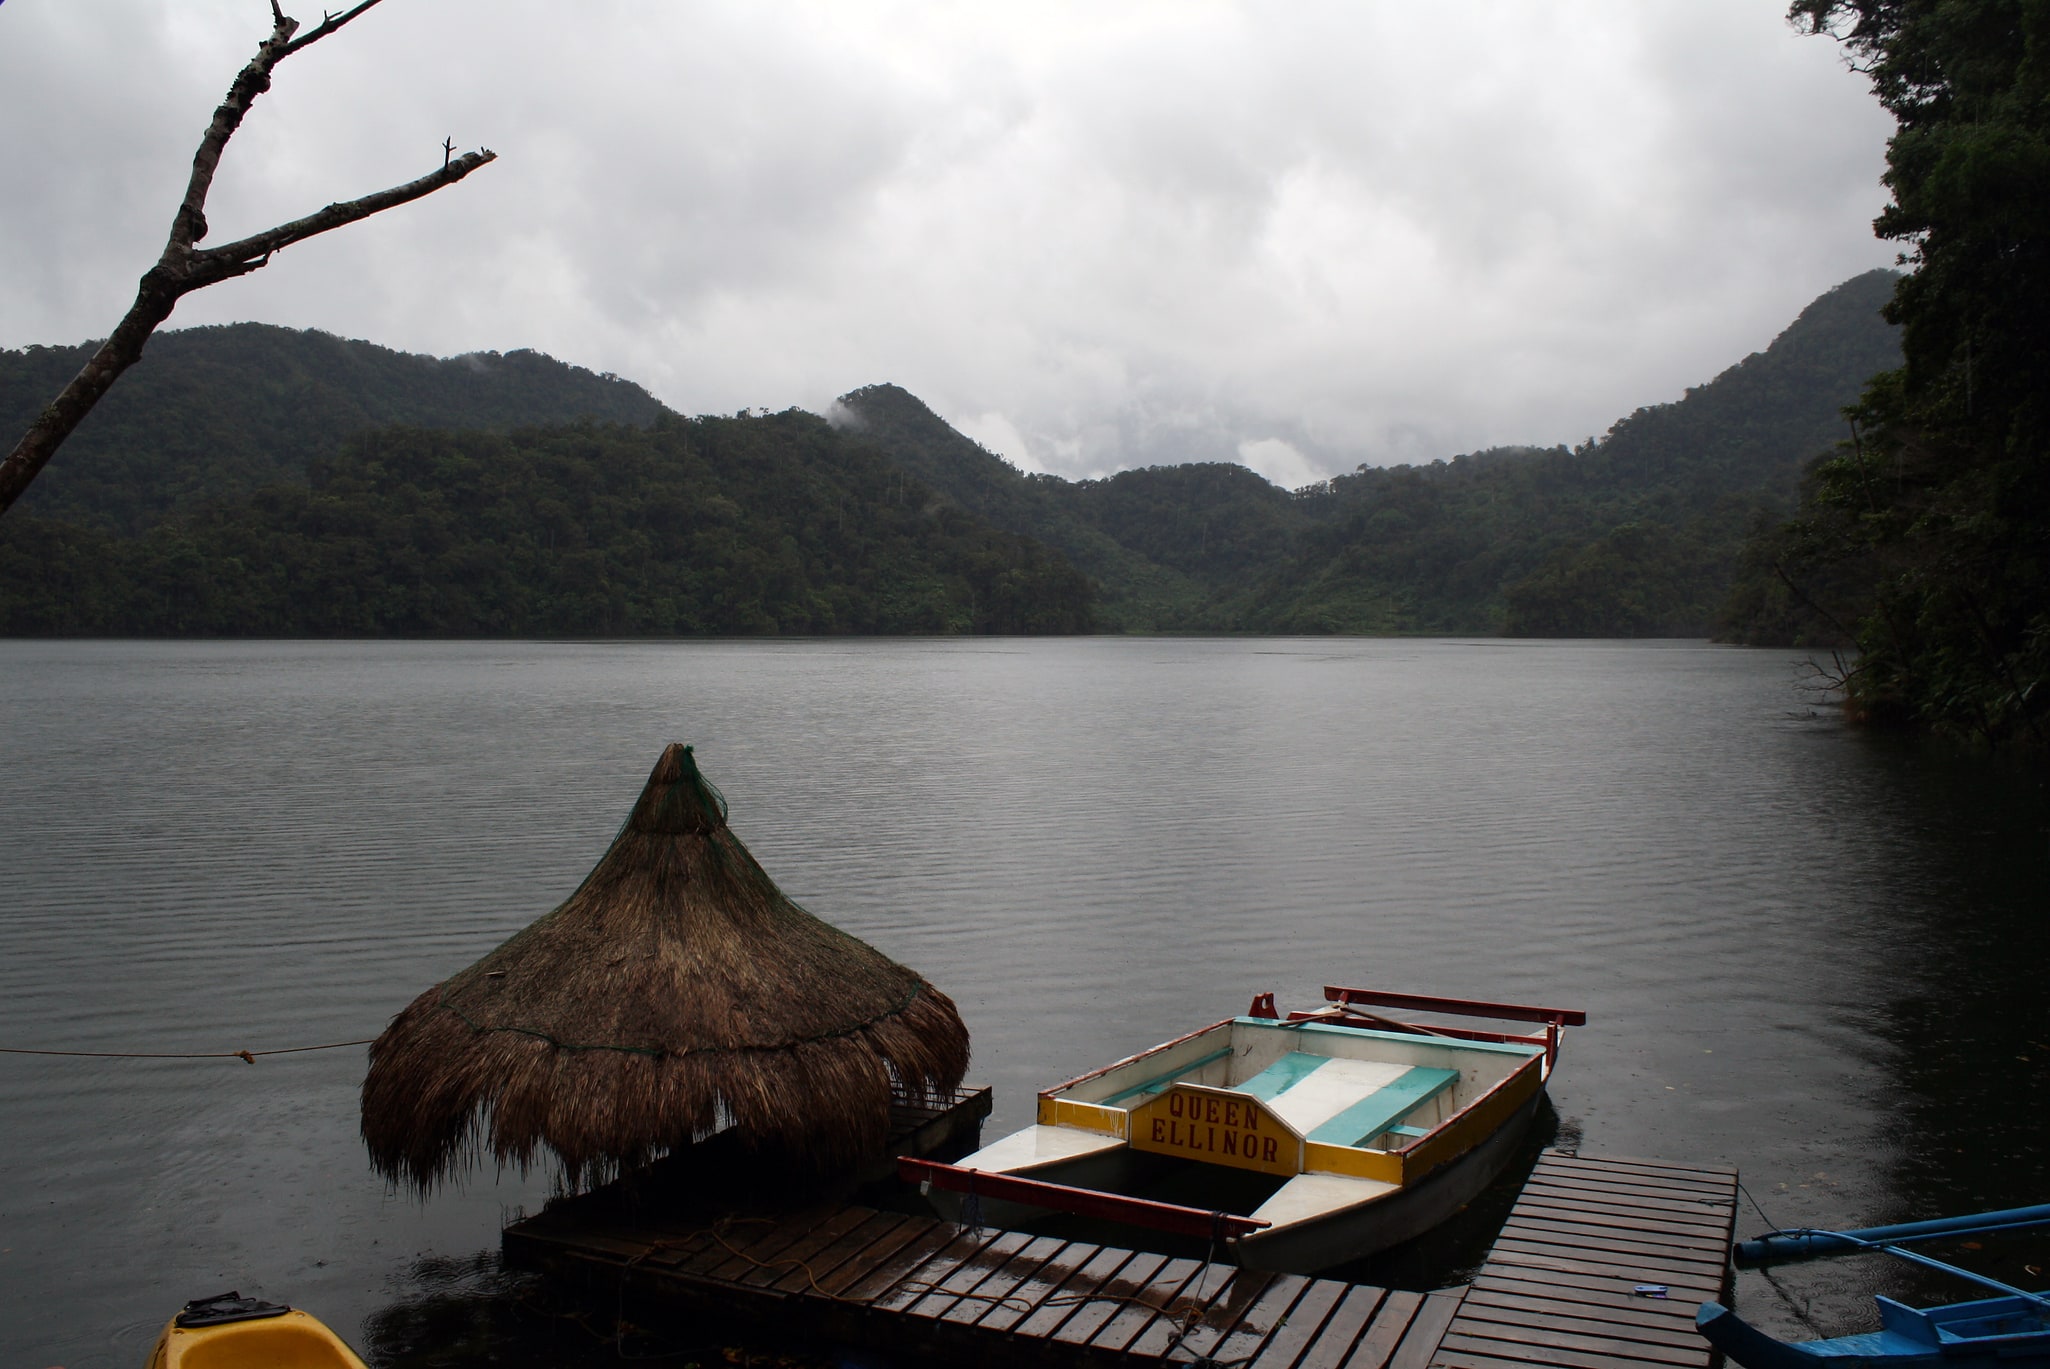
[360,743,970,1192]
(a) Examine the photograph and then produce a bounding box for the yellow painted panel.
[1045,1097,1127,1138]
[1129,1083,1302,1176]
[1402,1056,1542,1181]
[1301,1141,1404,1183]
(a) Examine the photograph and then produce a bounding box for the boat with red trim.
[902,985,1583,1272]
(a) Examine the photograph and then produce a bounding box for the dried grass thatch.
[360,743,970,1193]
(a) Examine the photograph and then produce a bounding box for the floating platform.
[1435,1150,1739,1369]
[502,1134,1737,1369]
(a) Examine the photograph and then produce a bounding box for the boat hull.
[1698,1299,2050,1369]
[1236,1087,1543,1270]
[146,1308,369,1369]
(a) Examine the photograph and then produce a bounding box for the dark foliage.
[838,275,1897,637]
[0,411,1095,636]
[1728,1,2050,749]
[0,323,666,534]
[1250,271,1902,635]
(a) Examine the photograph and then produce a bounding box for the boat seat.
[1305,1066,1460,1147]
[1231,1051,1332,1101]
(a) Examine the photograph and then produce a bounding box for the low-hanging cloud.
[0,1,1896,486]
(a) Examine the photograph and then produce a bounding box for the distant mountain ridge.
[0,271,1901,637]
[834,269,1903,633]
[0,323,667,534]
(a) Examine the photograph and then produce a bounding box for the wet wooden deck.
[501,1145,1738,1369]
[507,1202,1465,1368]
[1434,1151,1738,1369]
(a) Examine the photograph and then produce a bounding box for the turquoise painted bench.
[1305,1066,1460,1147]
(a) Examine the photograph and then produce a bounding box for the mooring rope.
[0,1038,375,1062]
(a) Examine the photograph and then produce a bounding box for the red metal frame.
[898,1158,1271,1240]
[1300,987,1585,1072]
[1321,986,1587,1028]
[1036,1018,1234,1100]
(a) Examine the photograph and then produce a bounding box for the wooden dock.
[1434,1151,1738,1369]
[502,1148,1737,1369]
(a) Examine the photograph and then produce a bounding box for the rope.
[0,1038,375,1062]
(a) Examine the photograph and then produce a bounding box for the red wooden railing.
[898,1158,1271,1240]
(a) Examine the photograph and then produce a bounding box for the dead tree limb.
[0,0,496,517]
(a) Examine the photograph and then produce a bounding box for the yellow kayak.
[146,1293,368,1369]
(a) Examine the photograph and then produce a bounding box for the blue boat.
[1698,1294,2050,1369]
[1699,1208,2050,1369]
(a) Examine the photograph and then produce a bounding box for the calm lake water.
[1,638,2044,1368]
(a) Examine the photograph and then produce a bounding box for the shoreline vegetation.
[0,272,1899,646]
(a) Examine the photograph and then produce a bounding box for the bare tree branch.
[0,1,491,519]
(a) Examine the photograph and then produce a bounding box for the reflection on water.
[0,638,2043,1368]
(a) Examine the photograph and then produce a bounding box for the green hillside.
[0,272,1899,639]
[0,412,1093,636]
[835,270,1901,635]
[0,323,666,534]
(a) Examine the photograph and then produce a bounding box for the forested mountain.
[835,384,1306,629]
[1722,0,2050,751]
[839,270,1901,634]
[1237,269,1901,635]
[0,412,1092,636]
[0,324,665,534]
[0,271,1897,639]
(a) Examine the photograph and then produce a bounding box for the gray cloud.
[1,1,1897,486]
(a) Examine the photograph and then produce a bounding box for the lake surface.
[2,638,2044,1368]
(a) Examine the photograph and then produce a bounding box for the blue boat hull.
[1698,1297,2050,1369]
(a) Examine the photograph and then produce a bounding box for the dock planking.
[501,1145,1737,1369]
[1433,1150,1737,1369]
[505,1203,1455,1367]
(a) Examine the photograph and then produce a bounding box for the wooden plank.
[672,1214,800,1280]
[1471,1268,1707,1318]
[733,1206,876,1289]
[1509,1195,1735,1240]
[898,1229,1037,1319]
[1433,1349,1664,1369]
[868,1227,1007,1311]
[941,1235,1068,1327]
[1388,1288,1467,1369]
[1495,1217,1727,1265]
[1483,1243,1725,1290]
[1455,1303,1706,1360]
[771,1211,910,1295]
[1480,1254,1723,1304]
[835,1219,965,1303]
[1538,1154,1734,1186]
[811,1215,940,1298]
[973,1240,1094,1334]
[1160,1269,1280,1364]
[1050,1250,1172,1345]
[1489,1229,1730,1275]
[1521,1180,1736,1222]
[1123,1263,1242,1360]
[1282,1283,1387,1369]
[1463,1289,1707,1344]
[1517,1188,1737,1232]
[1008,1244,1137,1340]
[1439,1329,1689,1369]
[512,1225,661,1263]
[1242,1276,1349,1369]
[1524,1170,1734,1208]
[1339,1287,1423,1369]
[1201,1273,1316,1368]
[1087,1255,1206,1355]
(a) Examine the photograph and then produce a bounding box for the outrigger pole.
[1736,1203,2050,1266]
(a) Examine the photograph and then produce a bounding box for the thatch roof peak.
[360,743,969,1192]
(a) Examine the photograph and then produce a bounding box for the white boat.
[902,986,1584,1272]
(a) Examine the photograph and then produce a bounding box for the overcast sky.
[2,1,1896,487]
